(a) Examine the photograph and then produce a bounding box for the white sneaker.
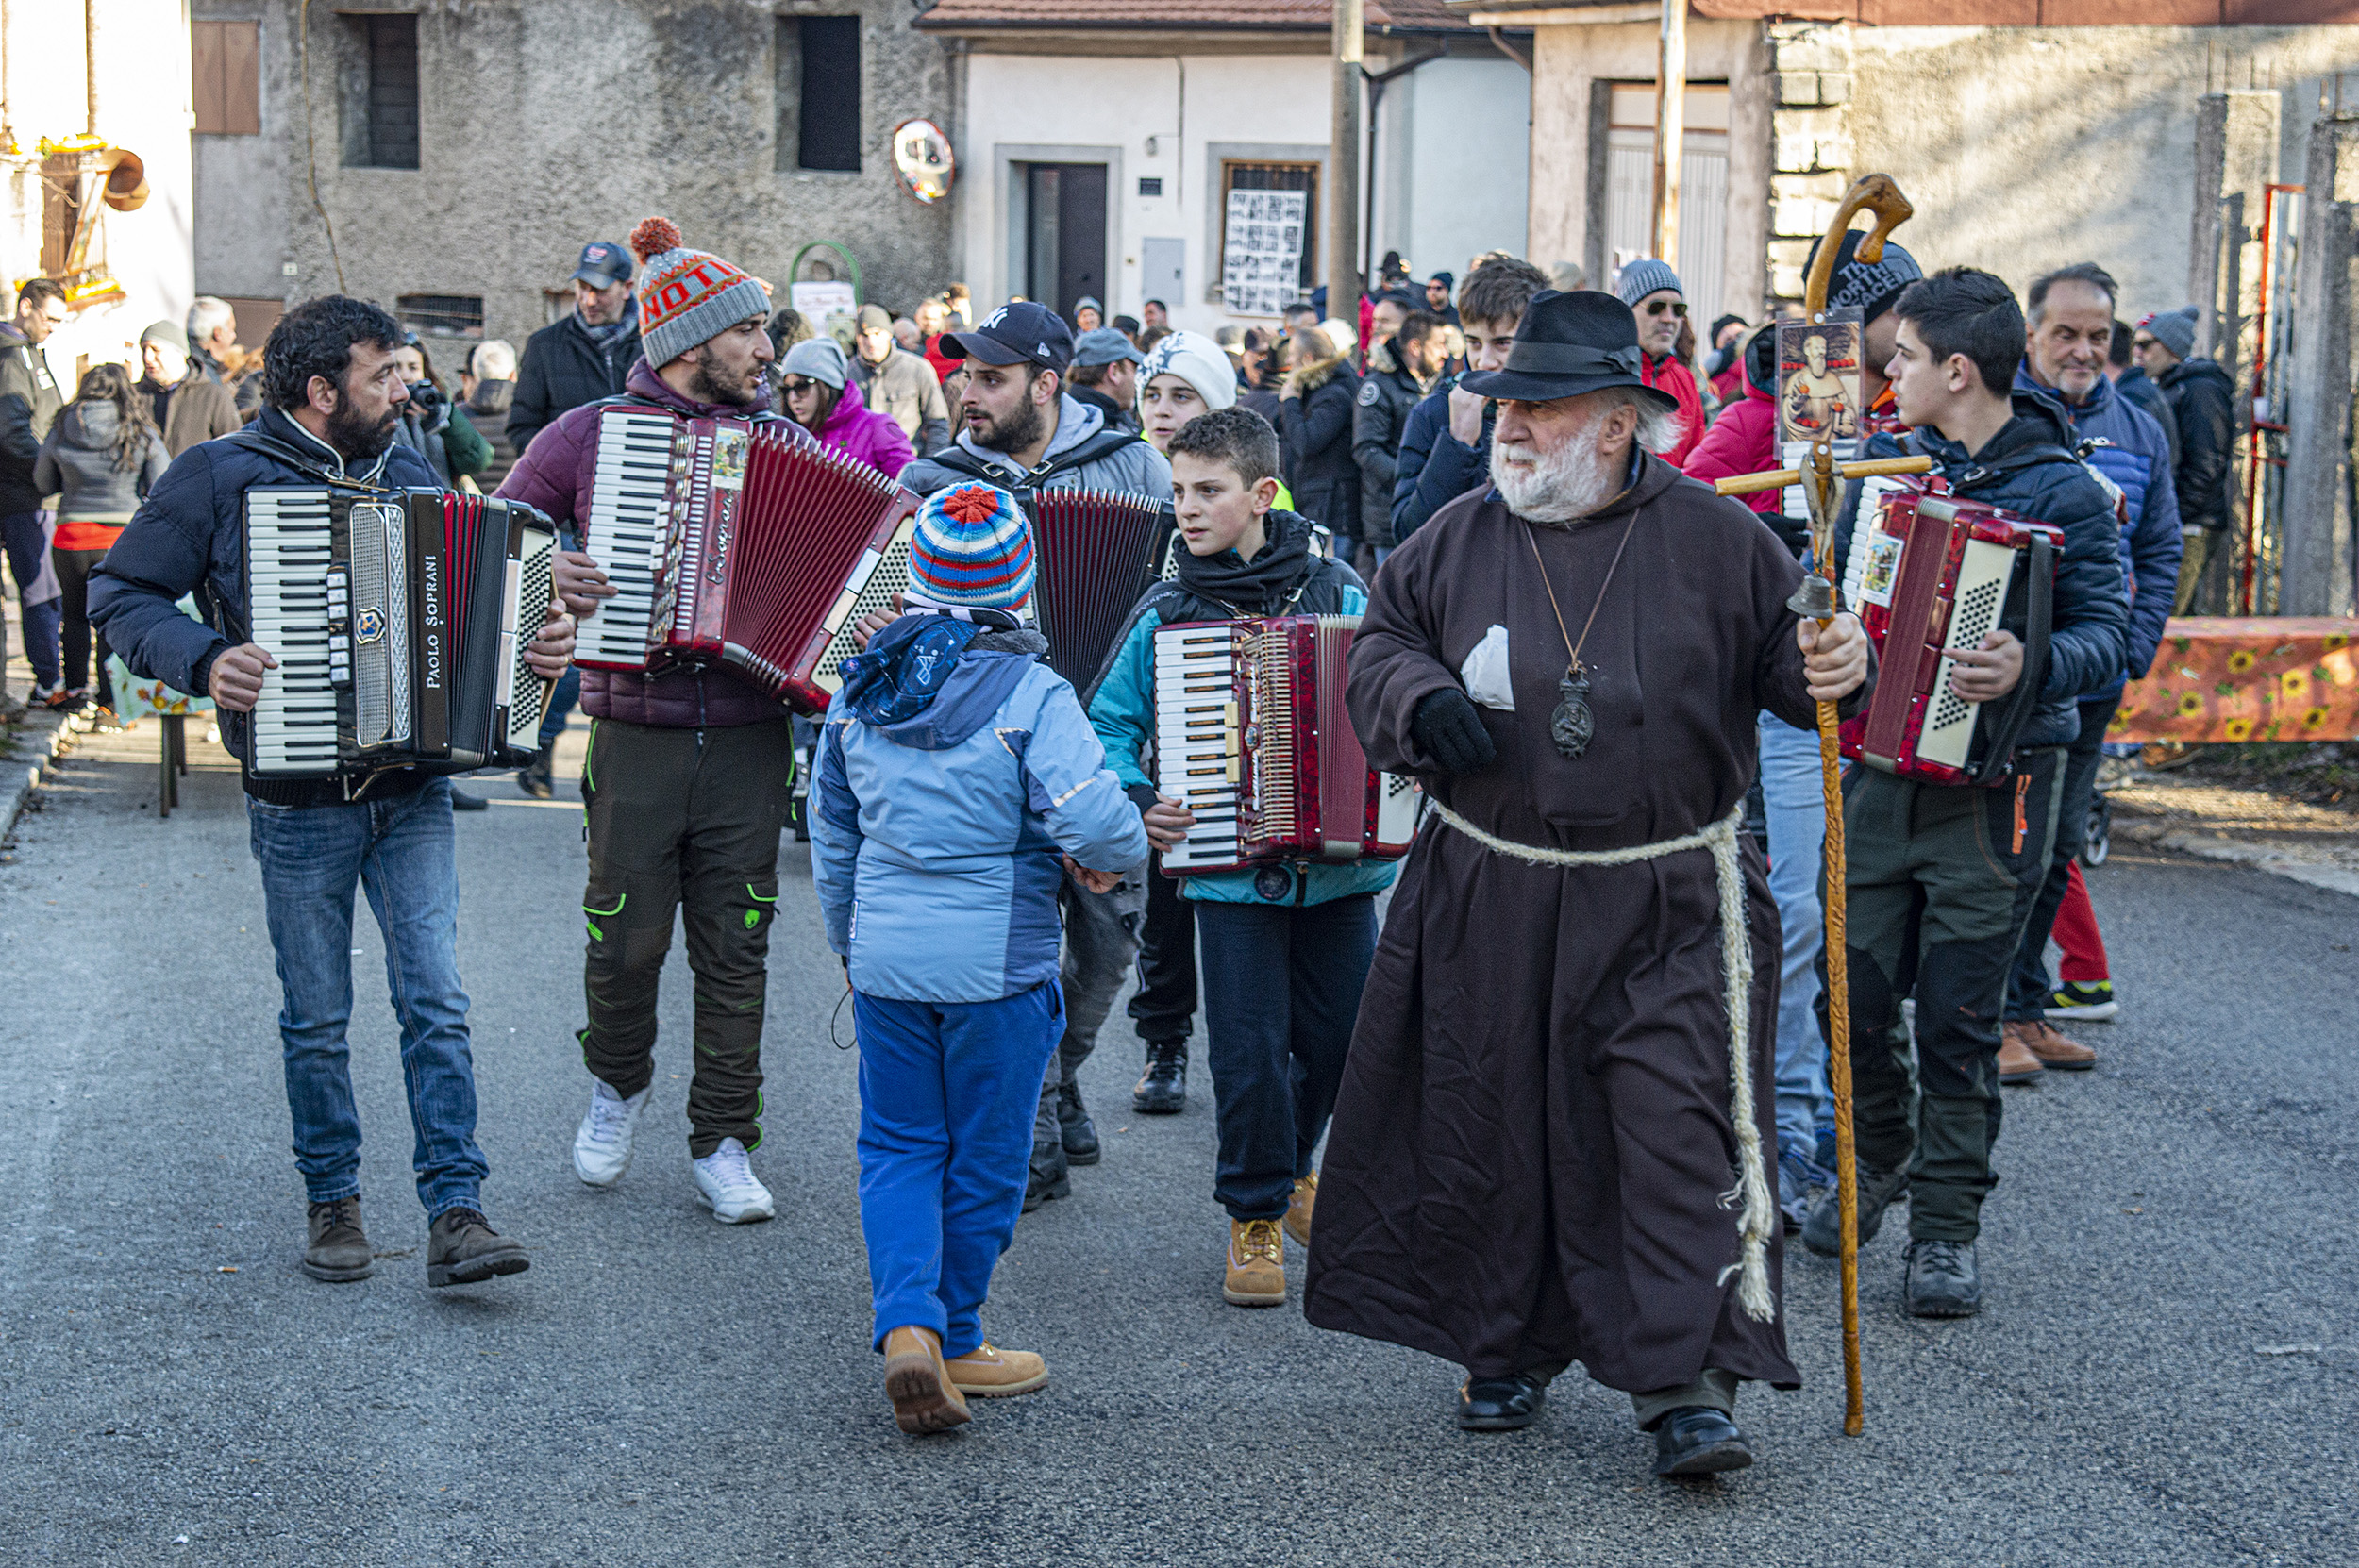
[692,1137,775,1224]
[573,1079,650,1188]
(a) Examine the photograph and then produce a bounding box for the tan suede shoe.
[1283,1173,1318,1248]
[1223,1219,1286,1308]
[946,1342,1048,1397]
[1998,1022,2047,1086]
[882,1326,972,1435]
[2024,1019,2097,1071]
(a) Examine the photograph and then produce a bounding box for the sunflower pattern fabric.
[2112,618,2359,743]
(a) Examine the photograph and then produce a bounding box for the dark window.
[397,293,484,341]
[1138,176,1163,198]
[340,13,419,170]
[192,21,261,136]
[796,17,861,173]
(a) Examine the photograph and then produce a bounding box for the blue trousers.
[3,509,61,687]
[1758,712,1831,1154]
[855,982,1063,1358]
[537,666,580,751]
[246,777,488,1217]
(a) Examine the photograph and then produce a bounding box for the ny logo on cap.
[983,306,1011,330]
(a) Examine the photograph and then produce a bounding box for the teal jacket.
[1087,534,1395,908]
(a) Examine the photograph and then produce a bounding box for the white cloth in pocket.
[1459,624,1515,711]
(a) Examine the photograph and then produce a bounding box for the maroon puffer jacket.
[497,359,807,727]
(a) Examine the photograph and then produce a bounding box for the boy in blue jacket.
[1806,269,2128,1320]
[1088,406,1391,1309]
[812,481,1147,1436]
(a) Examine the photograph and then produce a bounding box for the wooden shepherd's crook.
[1726,173,1918,1439]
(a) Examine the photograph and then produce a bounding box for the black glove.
[1410,687,1497,776]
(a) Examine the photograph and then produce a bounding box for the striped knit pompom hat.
[908,483,1037,613]
[628,216,772,370]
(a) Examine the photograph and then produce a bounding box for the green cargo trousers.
[579,717,793,1158]
[1817,748,2064,1243]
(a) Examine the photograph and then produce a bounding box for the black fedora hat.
[1459,289,1680,411]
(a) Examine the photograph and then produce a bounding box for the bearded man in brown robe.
[1302,290,1870,1479]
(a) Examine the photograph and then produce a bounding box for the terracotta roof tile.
[915,0,1477,31]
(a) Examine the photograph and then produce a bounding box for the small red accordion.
[577,406,918,712]
[1151,614,1418,875]
[1839,484,2059,786]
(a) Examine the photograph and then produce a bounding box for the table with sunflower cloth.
[2111,618,2359,743]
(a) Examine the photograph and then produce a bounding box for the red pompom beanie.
[628,216,772,370]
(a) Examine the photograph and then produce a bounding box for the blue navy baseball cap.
[940,301,1074,374]
[573,241,633,288]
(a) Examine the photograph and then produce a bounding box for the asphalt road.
[2,720,2352,1567]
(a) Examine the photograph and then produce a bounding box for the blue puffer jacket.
[2014,364,2183,688]
[89,405,445,805]
[1865,387,2129,752]
[811,612,1148,1004]
[1389,373,1493,542]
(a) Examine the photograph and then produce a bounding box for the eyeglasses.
[1642,300,1688,319]
[2132,337,2160,354]
[781,377,820,395]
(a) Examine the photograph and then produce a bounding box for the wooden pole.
[1651,0,1685,266]
[1330,0,1364,333]
[1791,172,1916,1439]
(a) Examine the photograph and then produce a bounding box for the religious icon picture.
[1777,310,1864,444]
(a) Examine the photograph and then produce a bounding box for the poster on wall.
[1222,188,1307,318]
[791,279,858,328]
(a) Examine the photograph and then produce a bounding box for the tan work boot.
[1223,1219,1287,1307]
[302,1196,375,1283]
[882,1326,972,1435]
[945,1342,1048,1397]
[1997,1023,2047,1085]
[2023,1019,2097,1071]
[1284,1173,1318,1248]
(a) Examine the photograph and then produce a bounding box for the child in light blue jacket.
[811,481,1147,1436]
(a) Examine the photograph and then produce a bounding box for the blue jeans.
[246,778,488,1217]
[536,666,580,751]
[1196,894,1376,1220]
[3,509,61,687]
[1758,713,1830,1155]
[855,982,1063,1358]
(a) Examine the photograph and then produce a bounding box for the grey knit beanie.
[627,216,775,372]
[782,335,849,390]
[1614,259,1682,309]
[2143,307,2199,361]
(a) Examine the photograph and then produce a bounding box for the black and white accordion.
[243,486,557,786]
[1151,613,1418,875]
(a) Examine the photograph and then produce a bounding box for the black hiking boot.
[1023,1138,1070,1213]
[1057,1080,1099,1165]
[1802,1163,1910,1258]
[1903,1238,1982,1318]
[1132,1039,1187,1114]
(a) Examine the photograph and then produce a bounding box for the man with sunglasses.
[1613,260,1704,466]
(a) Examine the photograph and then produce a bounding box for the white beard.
[1489,425,1621,525]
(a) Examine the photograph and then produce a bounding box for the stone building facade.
[192,0,958,356]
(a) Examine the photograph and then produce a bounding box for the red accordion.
[577,406,918,712]
[1024,487,1176,692]
[1151,614,1418,875]
[1839,484,2059,786]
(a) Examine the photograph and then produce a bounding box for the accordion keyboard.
[1152,624,1246,873]
[246,491,342,776]
[581,409,674,666]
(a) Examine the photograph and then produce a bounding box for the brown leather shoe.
[1998,1023,2047,1085]
[945,1342,1048,1397]
[1223,1219,1287,1307]
[2024,1018,2097,1070]
[302,1196,375,1283]
[882,1326,972,1434]
[1283,1172,1318,1248]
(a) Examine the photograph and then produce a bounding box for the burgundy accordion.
[1022,486,1176,691]
[1151,613,1419,875]
[576,406,918,712]
[1838,484,2059,786]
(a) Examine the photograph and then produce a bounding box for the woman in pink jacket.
[1681,326,1785,527]
[779,337,916,477]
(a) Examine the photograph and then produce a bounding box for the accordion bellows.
[577,407,919,712]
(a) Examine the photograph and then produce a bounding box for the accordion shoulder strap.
[927,428,1146,499]
[222,425,393,493]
